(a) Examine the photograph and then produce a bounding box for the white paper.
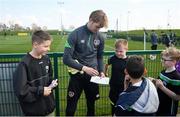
[90,76,110,85]
[48,79,58,89]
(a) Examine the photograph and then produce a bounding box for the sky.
[1,0,180,31]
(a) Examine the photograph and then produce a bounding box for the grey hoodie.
[131,78,159,113]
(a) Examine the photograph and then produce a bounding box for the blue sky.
[1,0,180,31]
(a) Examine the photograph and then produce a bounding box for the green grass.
[0,35,177,53]
[105,39,168,51]
[0,35,67,53]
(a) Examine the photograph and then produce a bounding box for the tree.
[31,23,41,31]
[14,23,23,31]
[0,23,7,31]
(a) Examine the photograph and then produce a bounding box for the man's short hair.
[89,10,108,28]
[126,55,145,79]
[32,30,52,44]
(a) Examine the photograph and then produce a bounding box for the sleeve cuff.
[37,86,44,96]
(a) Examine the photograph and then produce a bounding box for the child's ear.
[33,42,38,48]
[143,68,147,75]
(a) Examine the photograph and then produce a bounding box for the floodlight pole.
[167,9,170,29]
[126,11,130,40]
[116,18,118,33]
[143,28,147,50]
[57,1,64,35]
[119,14,122,32]
[144,31,146,50]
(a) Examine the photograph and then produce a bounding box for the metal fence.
[0,50,165,116]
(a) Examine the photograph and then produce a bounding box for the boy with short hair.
[115,55,159,116]
[155,47,180,116]
[13,30,58,116]
[104,39,128,115]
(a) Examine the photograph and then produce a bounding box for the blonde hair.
[161,47,180,61]
[89,10,108,28]
[115,39,128,49]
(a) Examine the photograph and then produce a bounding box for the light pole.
[126,11,130,40]
[119,14,122,32]
[116,18,118,33]
[57,1,64,35]
[167,9,171,29]
[143,28,148,50]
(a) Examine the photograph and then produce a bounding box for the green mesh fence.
[0,50,170,116]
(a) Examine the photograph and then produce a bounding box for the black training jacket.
[63,24,105,72]
[13,53,55,115]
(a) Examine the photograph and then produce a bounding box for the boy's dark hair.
[89,10,108,28]
[126,55,145,79]
[32,30,51,44]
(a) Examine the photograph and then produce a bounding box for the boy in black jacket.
[13,30,58,116]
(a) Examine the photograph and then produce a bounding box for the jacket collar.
[84,23,94,35]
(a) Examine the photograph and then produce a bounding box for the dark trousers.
[110,103,116,116]
[65,73,99,116]
[151,45,157,50]
[109,84,124,116]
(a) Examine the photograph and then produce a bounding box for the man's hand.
[82,66,99,76]
[100,72,105,78]
[43,87,52,96]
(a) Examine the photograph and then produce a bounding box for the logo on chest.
[45,66,49,73]
[94,39,100,47]
[80,40,85,43]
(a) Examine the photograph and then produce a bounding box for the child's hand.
[125,75,130,82]
[147,77,156,84]
[155,79,164,89]
[48,79,58,89]
[124,75,131,90]
[43,87,52,96]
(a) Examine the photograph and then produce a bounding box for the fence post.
[53,53,60,116]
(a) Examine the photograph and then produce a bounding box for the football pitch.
[0,35,168,53]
